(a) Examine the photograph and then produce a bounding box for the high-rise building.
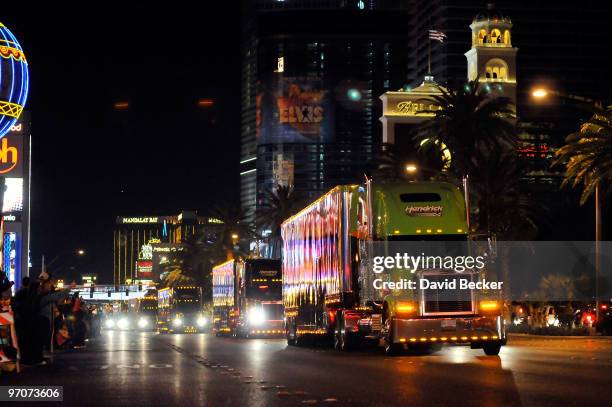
[240,0,412,219]
[113,211,222,285]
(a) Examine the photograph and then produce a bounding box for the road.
[4,332,611,406]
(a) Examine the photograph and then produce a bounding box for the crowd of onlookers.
[0,271,102,373]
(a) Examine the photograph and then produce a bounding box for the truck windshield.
[246,260,282,301]
[175,289,201,312]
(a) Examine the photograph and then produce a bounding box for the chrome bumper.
[392,315,505,344]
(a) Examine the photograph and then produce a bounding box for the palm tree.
[256,184,301,258]
[413,79,517,234]
[553,108,612,205]
[209,204,253,261]
[414,79,516,177]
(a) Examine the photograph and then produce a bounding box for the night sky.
[2,1,242,282]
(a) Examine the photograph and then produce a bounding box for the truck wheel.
[335,312,355,351]
[483,342,502,356]
[384,317,402,356]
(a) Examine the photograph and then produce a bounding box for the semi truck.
[281,180,505,355]
[212,258,283,337]
[157,285,207,333]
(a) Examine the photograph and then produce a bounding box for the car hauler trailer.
[281,180,505,355]
[212,258,283,337]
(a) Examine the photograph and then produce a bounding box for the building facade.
[241,0,412,219]
[113,211,222,285]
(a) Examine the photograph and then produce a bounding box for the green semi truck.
[281,179,505,355]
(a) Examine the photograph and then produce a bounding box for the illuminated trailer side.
[212,260,236,336]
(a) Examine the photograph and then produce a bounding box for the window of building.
[484,58,509,80]
[504,30,511,45]
[491,29,502,44]
[477,29,487,45]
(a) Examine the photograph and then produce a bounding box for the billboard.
[3,178,23,213]
[257,77,334,144]
[137,260,153,278]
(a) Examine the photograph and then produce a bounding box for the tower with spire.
[465,3,518,108]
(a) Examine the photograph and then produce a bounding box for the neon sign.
[0,137,18,174]
[0,22,29,139]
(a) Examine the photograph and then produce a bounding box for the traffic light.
[125,289,130,297]
[107,291,111,298]
[138,283,142,291]
[90,286,94,298]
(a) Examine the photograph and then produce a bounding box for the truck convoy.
[212,258,283,337]
[157,285,207,333]
[281,180,505,355]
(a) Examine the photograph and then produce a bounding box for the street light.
[531,86,604,325]
[405,163,418,173]
[531,88,548,98]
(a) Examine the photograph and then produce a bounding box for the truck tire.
[334,312,355,351]
[483,342,502,356]
[384,317,402,356]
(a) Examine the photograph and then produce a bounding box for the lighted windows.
[484,58,508,81]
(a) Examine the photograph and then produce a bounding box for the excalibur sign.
[0,22,29,139]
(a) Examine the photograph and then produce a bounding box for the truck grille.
[422,274,474,314]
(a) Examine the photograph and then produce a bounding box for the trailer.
[281,180,505,355]
[212,258,283,337]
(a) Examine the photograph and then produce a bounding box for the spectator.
[10,277,35,364]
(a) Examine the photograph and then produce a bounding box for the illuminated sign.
[0,137,19,175]
[2,178,23,213]
[2,215,15,222]
[0,22,29,139]
[405,205,443,217]
[260,270,279,277]
[140,244,153,260]
[121,217,159,224]
[149,238,161,244]
[9,124,22,132]
[277,56,284,73]
[207,218,223,224]
[393,101,440,116]
[137,260,153,278]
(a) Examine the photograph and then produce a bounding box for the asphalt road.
[4,331,611,407]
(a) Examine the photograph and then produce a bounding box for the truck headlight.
[172,318,183,327]
[105,319,115,328]
[248,308,265,326]
[197,317,207,327]
[138,317,148,328]
[117,317,129,330]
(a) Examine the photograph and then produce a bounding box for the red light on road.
[198,99,214,107]
[258,285,269,289]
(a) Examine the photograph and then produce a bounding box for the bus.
[212,258,283,337]
[157,285,207,334]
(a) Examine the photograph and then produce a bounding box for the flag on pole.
[428,30,447,43]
